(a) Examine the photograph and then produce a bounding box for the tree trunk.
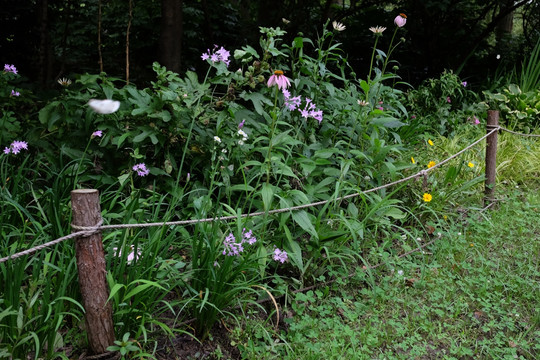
[496,0,514,40]
[37,0,53,88]
[159,0,183,73]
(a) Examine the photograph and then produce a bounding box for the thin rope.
[0,220,103,264]
[498,125,540,138]
[0,125,523,265]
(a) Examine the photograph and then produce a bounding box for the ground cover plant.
[1,12,539,359]
[230,185,540,360]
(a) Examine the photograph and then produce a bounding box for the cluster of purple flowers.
[283,89,323,124]
[273,247,288,263]
[3,140,28,155]
[132,163,150,177]
[222,228,257,256]
[201,46,231,67]
[10,90,20,97]
[3,64,17,74]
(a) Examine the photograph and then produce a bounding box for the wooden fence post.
[484,110,499,206]
[71,189,115,354]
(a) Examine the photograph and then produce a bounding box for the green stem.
[381,27,399,76]
[167,66,212,215]
[366,36,380,101]
[265,87,280,186]
[72,138,93,190]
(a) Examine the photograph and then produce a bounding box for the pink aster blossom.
[132,163,150,177]
[394,13,407,28]
[92,130,103,138]
[446,96,451,103]
[267,70,291,90]
[273,247,288,263]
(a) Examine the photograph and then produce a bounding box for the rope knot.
[71,219,103,237]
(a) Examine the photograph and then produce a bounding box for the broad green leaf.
[261,183,274,211]
[292,210,318,240]
[240,91,273,115]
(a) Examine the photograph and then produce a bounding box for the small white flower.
[332,21,346,32]
[238,140,244,145]
[496,54,501,59]
[88,99,121,114]
[397,270,404,276]
[213,136,221,143]
[221,148,227,154]
[401,234,407,240]
[369,26,386,34]
[57,78,72,87]
[238,129,248,138]
[457,232,462,236]
[416,237,421,241]
[357,99,369,106]
[227,165,234,171]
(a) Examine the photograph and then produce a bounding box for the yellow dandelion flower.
[469,243,474,247]
[427,161,436,169]
[468,162,474,168]
[411,156,416,164]
[428,139,434,146]
[443,215,448,220]
[423,193,432,202]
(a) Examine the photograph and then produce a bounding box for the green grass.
[233,186,540,359]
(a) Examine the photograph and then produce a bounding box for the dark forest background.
[1,0,539,90]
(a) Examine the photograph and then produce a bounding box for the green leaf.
[261,183,274,211]
[371,117,405,128]
[125,280,166,299]
[284,236,304,272]
[240,91,273,115]
[292,210,318,240]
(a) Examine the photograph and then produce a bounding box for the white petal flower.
[332,21,346,32]
[88,99,120,114]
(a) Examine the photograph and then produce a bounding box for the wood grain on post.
[71,189,115,354]
[484,110,499,206]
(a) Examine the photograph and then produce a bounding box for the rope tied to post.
[71,219,104,237]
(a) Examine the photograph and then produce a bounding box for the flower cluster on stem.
[132,163,150,177]
[222,229,257,256]
[3,140,28,155]
[3,64,17,74]
[201,45,231,67]
[273,247,288,263]
[282,89,323,124]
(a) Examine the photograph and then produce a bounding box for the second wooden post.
[484,110,499,206]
